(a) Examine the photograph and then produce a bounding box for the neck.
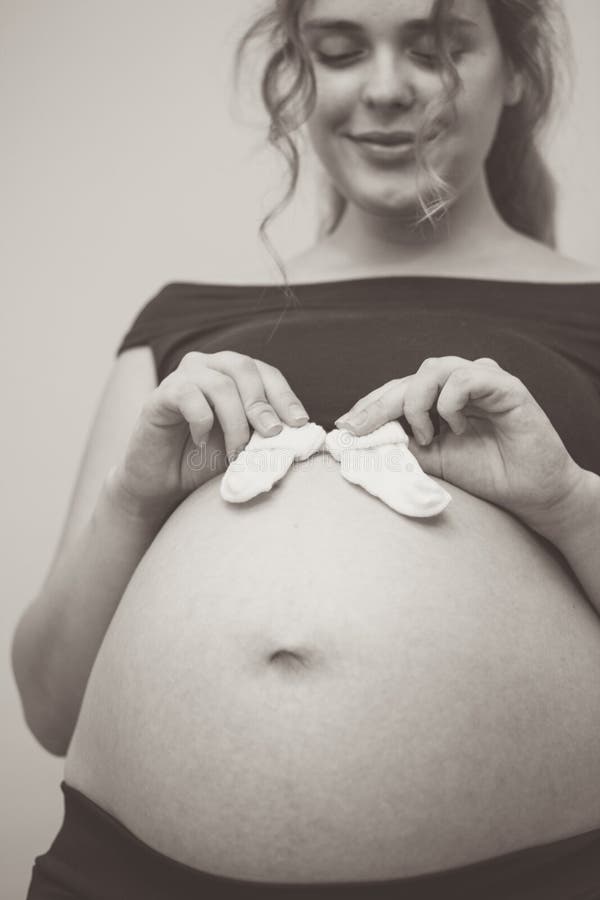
[320,172,513,271]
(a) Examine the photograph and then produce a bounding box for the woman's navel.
[267,648,314,672]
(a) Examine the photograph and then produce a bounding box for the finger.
[335,378,408,430]
[337,358,461,439]
[395,357,493,441]
[336,357,483,438]
[437,367,526,429]
[175,361,252,460]
[474,357,503,369]
[183,350,283,439]
[145,371,215,446]
[336,384,408,436]
[253,359,310,426]
[208,352,285,435]
[176,384,216,447]
[402,375,444,443]
[206,351,310,434]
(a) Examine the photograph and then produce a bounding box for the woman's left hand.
[335,356,585,531]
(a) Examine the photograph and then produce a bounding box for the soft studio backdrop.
[1,1,598,895]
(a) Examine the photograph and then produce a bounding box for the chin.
[352,189,425,221]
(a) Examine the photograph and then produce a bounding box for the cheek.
[308,74,358,133]
[306,115,344,181]
[306,107,343,167]
[306,79,363,177]
[455,63,506,142]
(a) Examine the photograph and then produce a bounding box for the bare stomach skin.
[64,451,600,883]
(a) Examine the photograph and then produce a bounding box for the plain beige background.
[2,1,599,896]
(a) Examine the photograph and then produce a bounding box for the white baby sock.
[220,422,327,503]
[220,419,451,518]
[325,422,452,517]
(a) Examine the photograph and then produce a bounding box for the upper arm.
[51,346,158,560]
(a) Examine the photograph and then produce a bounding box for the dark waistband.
[30,781,600,899]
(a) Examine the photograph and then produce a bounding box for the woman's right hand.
[107,350,310,518]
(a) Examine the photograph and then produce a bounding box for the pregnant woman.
[14,0,600,897]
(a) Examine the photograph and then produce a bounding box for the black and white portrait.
[5,2,600,898]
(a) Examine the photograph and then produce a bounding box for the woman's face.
[299,0,521,218]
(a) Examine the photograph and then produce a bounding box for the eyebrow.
[301,15,478,34]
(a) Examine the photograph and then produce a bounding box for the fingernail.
[260,411,282,434]
[290,403,309,424]
[342,410,368,428]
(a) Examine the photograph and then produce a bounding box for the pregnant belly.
[64,451,600,882]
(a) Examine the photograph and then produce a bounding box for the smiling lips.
[351,131,415,147]
[346,129,440,164]
[349,130,440,145]
[351,131,416,145]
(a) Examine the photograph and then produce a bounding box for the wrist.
[526,466,600,548]
[103,466,179,530]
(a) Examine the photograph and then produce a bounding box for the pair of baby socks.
[220,421,451,518]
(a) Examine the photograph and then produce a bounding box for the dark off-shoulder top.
[116,277,600,477]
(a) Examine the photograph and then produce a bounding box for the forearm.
[11,470,170,756]
[528,469,600,618]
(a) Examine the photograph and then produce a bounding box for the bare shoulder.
[540,253,600,283]
[285,237,600,285]
[506,237,600,283]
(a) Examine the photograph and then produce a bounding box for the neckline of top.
[171,274,600,290]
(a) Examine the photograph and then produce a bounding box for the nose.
[361,50,417,110]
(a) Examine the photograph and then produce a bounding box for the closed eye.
[410,47,466,67]
[315,49,465,69]
[411,50,438,64]
[314,50,364,67]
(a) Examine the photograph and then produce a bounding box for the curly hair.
[234,0,570,293]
